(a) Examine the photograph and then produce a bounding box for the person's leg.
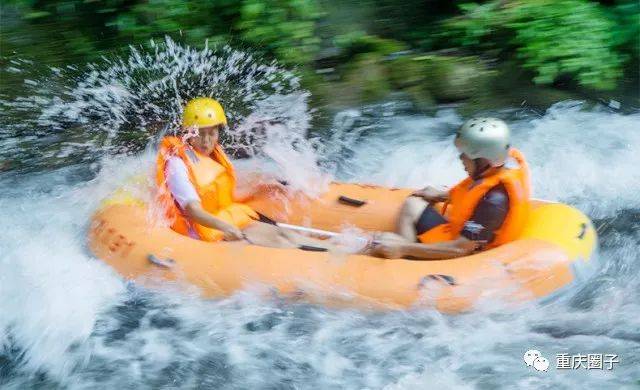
[242,221,343,251]
[242,222,294,248]
[396,196,449,242]
[396,196,429,241]
[375,231,411,242]
[278,228,345,251]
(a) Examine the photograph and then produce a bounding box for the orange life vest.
[418,148,531,249]
[156,136,258,241]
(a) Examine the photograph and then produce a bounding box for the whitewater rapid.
[1,40,638,389]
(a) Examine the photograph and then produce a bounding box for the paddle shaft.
[276,223,341,238]
[275,223,378,246]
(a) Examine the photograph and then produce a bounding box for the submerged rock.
[339,53,393,104]
[414,55,495,102]
[402,85,436,113]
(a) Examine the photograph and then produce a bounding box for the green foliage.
[2,0,638,94]
[507,0,623,89]
[445,0,627,90]
[414,55,493,101]
[237,0,323,65]
[368,0,458,50]
[3,0,322,67]
[334,31,408,58]
[110,0,241,46]
[443,2,502,48]
[608,0,640,62]
[110,0,325,66]
[340,52,392,103]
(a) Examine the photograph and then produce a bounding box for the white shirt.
[165,156,201,239]
[166,156,200,209]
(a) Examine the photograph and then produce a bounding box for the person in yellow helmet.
[156,97,333,249]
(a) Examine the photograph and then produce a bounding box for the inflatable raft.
[88,183,597,312]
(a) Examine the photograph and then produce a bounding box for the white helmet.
[455,117,511,166]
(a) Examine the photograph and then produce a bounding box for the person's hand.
[444,237,486,256]
[458,238,486,253]
[371,241,405,259]
[220,224,244,241]
[411,186,448,203]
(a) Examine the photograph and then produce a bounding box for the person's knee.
[400,196,428,222]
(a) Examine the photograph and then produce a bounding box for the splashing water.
[1,39,639,388]
[0,37,322,184]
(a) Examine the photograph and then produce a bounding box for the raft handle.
[338,195,367,207]
[148,254,176,269]
[419,274,457,287]
[298,245,329,252]
[577,223,587,239]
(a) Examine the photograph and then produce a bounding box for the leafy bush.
[334,31,408,58]
[4,0,323,67]
[237,0,323,65]
[3,0,637,93]
[110,0,241,47]
[445,0,627,90]
[607,0,640,63]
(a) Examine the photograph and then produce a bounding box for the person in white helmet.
[370,118,531,259]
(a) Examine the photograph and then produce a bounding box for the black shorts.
[415,205,448,237]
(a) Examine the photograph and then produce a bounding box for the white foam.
[2,40,639,388]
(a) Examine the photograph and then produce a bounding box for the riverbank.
[2,0,638,116]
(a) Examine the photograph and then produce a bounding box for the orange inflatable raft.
[88,183,597,312]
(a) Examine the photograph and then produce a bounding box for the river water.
[1,40,638,389]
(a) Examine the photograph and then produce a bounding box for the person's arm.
[459,184,509,246]
[373,185,509,259]
[372,236,479,260]
[183,201,243,241]
[399,236,479,259]
[412,185,450,203]
[166,157,243,241]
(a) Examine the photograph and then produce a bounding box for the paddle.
[254,212,376,250]
[276,223,343,239]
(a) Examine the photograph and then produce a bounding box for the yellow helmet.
[182,97,227,129]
